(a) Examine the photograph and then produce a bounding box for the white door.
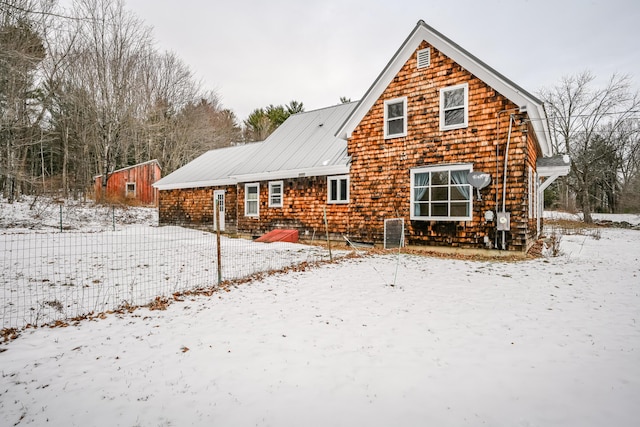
[213,190,225,231]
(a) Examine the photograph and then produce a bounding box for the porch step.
[255,229,299,243]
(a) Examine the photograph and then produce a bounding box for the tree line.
[540,71,640,220]
[2,1,639,219]
[0,0,299,202]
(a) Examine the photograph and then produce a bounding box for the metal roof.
[153,143,262,190]
[154,102,357,190]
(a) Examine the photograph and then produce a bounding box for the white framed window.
[327,175,349,204]
[410,164,473,221]
[417,48,431,69]
[440,83,468,130]
[384,97,407,139]
[268,180,283,208]
[125,182,136,198]
[245,183,259,217]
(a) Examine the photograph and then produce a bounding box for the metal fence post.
[215,199,222,285]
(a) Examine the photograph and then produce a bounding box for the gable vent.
[417,48,431,69]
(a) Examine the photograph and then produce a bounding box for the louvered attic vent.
[417,48,430,69]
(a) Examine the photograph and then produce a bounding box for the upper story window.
[440,83,468,130]
[245,183,259,217]
[327,175,349,204]
[384,97,407,139]
[410,164,473,221]
[268,181,283,208]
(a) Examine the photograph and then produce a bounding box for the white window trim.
[384,97,408,139]
[528,166,533,219]
[244,182,259,217]
[268,180,283,208]
[410,163,473,221]
[439,83,469,131]
[125,182,136,197]
[327,175,349,204]
[534,171,540,219]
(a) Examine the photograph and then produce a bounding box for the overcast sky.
[121,0,640,121]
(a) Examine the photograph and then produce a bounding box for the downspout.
[501,114,514,250]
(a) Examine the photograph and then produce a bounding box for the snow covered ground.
[1,210,639,426]
[1,197,338,329]
[544,210,640,226]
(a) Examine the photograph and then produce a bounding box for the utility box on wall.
[496,212,511,231]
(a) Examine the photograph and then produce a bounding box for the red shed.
[94,160,161,205]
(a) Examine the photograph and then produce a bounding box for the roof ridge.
[292,101,359,117]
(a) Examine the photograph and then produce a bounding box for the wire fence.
[1,199,345,331]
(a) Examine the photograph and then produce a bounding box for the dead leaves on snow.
[1,327,20,343]
[2,253,365,341]
[147,296,170,311]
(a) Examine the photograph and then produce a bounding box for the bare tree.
[616,119,640,212]
[64,0,153,200]
[136,52,240,174]
[540,71,640,222]
[2,0,240,199]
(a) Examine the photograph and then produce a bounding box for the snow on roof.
[154,102,357,190]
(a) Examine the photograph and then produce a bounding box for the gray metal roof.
[154,102,357,190]
[153,143,263,190]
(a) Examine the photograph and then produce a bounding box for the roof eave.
[154,178,238,191]
[230,164,350,183]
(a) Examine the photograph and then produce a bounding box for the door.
[213,190,225,231]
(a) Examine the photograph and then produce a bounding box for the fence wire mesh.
[1,198,341,330]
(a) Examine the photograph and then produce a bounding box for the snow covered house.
[154,20,569,251]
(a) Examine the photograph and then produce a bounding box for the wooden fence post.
[323,206,333,262]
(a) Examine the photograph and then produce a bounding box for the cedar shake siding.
[153,21,566,252]
[159,185,237,230]
[347,41,537,251]
[237,176,349,239]
[159,177,349,239]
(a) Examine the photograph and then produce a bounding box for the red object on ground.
[255,229,299,243]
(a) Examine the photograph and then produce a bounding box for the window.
[384,97,407,138]
[440,83,468,130]
[327,175,349,204]
[245,183,259,217]
[417,48,430,69]
[269,181,283,208]
[410,164,473,221]
[125,182,136,198]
